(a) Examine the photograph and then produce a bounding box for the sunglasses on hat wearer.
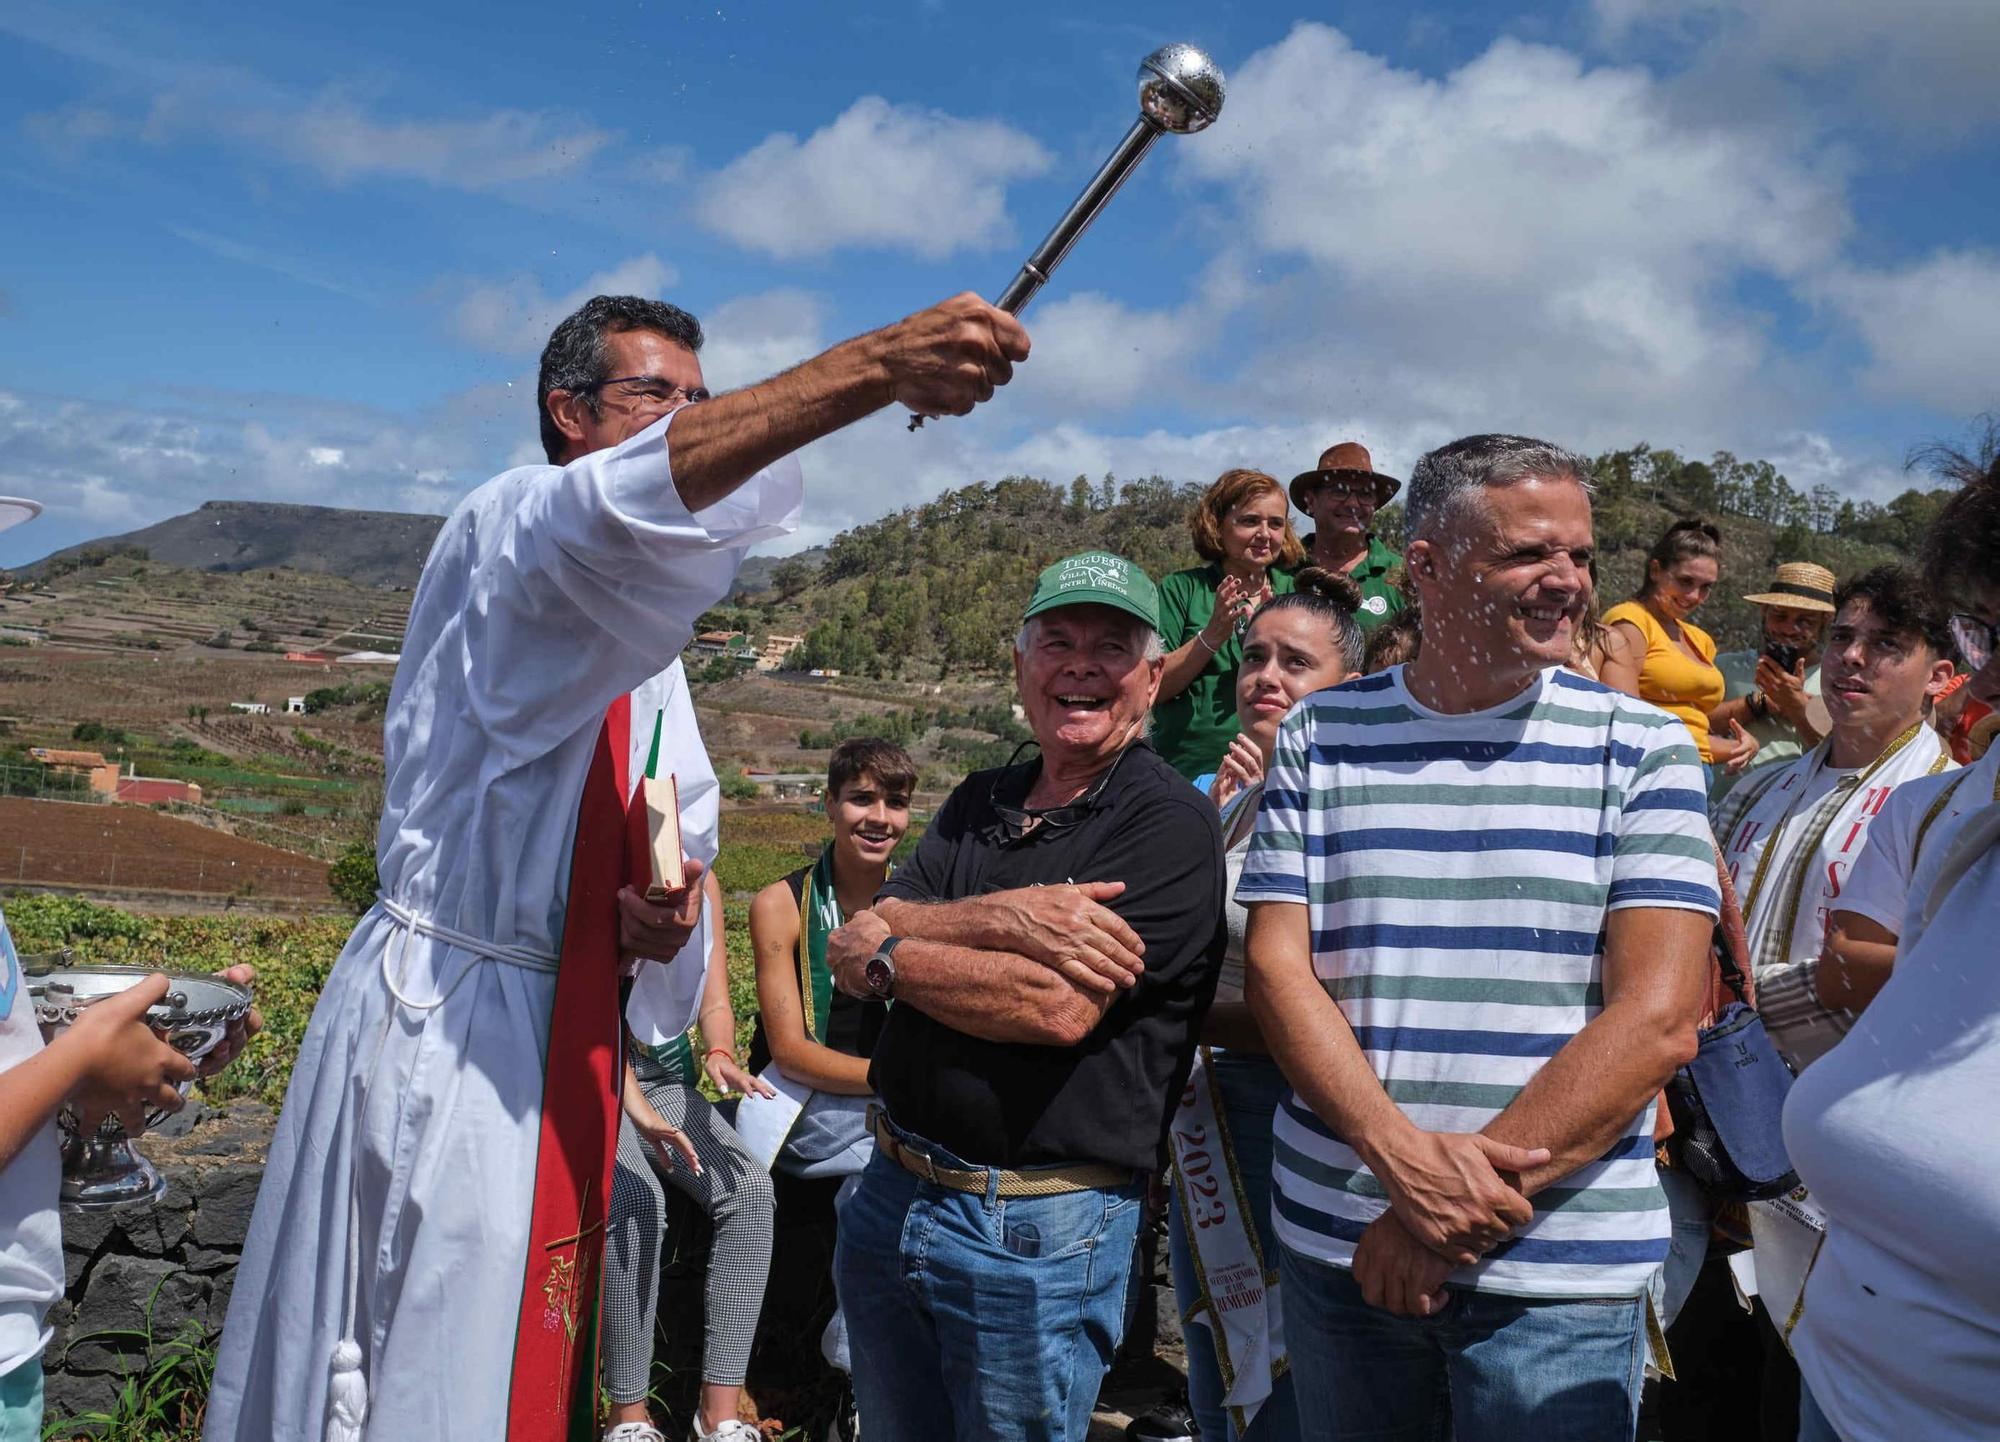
[988,741,1134,840]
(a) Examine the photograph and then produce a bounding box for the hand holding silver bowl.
[32,967,254,1211]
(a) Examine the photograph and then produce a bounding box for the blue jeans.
[1796,1380,1842,1442]
[1281,1244,1646,1442]
[0,1359,42,1442]
[1656,1162,1710,1329]
[835,1134,1144,1441]
[1168,1052,1299,1442]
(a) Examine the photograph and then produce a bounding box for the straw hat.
[1741,561,1836,613]
[1289,441,1402,513]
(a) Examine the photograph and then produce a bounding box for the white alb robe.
[203,412,799,1442]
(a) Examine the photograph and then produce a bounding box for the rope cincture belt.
[375,893,561,1011]
[868,1107,1134,1198]
[323,895,569,1442]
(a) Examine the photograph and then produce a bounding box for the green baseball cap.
[1022,551,1160,632]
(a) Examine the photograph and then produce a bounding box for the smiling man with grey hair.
[822,550,1225,1440]
[1243,434,1719,1441]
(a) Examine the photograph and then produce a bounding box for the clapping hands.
[1210,735,1266,811]
[1203,575,1272,651]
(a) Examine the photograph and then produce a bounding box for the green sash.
[796,844,841,1044]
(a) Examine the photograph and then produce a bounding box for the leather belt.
[868,1107,1133,1198]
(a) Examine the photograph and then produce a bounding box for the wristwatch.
[864,936,903,1000]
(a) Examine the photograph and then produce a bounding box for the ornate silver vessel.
[30,966,252,1211]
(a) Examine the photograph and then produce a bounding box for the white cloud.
[1759,430,1914,507]
[24,73,611,197]
[449,254,680,356]
[769,381,1445,559]
[697,97,1052,260]
[143,88,614,190]
[1003,293,1200,416]
[21,103,122,160]
[697,290,831,391]
[1153,24,1847,452]
[167,224,372,302]
[1815,250,2000,415]
[1595,0,2000,137]
[1186,28,1843,288]
[0,382,516,558]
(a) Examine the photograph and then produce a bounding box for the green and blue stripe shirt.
[1238,666,1719,1298]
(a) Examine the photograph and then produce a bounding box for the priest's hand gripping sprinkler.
[909,42,1226,430]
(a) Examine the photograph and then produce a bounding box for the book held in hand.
[631,773,685,900]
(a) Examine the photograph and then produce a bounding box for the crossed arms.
[825,884,1146,1046]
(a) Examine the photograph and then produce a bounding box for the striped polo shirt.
[1238,665,1720,1298]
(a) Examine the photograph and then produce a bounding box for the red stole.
[506,695,631,1440]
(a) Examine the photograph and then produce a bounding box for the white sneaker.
[688,1419,762,1442]
[604,1424,667,1442]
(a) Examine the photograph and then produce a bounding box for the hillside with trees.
[712,446,1957,679]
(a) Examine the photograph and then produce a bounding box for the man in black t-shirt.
[826,551,1226,1441]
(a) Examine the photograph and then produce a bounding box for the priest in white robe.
[204,291,1030,1442]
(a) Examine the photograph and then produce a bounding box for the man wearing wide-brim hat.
[1709,560,1837,800]
[1289,441,1408,631]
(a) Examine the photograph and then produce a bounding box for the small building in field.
[757,634,805,672]
[690,629,747,657]
[28,748,120,795]
[285,696,307,714]
[742,770,823,801]
[115,776,203,807]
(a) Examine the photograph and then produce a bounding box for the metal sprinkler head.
[1137,43,1226,135]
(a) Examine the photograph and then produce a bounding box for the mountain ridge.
[19,499,446,588]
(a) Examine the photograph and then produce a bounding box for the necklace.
[1738,721,1945,953]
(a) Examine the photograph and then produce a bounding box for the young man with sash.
[744,739,915,1172]
[1821,470,2000,1019]
[736,738,914,1427]
[204,290,1029,1442]
[1710,565,1957,1072]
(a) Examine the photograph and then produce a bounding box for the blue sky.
[3,0,1997,566]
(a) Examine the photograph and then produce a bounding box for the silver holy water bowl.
[31,967,252,1211]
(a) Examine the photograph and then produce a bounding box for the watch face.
[865,955,893,997]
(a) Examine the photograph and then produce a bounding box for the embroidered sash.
[506,695,630,1441]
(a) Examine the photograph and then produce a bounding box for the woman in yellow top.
[1601,517,1759,779]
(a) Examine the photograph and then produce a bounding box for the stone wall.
[42,1102,273,1430]
[37,1103,1188,1434]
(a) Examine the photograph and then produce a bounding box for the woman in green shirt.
[1154,468,1303,778]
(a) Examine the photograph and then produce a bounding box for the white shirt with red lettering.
[1838,744,1999,940]
[1712,727,1955,1068]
